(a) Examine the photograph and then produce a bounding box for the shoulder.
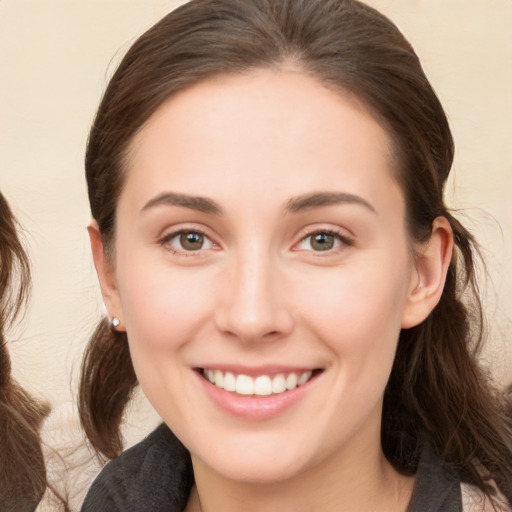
[461,482,511,512]
[80,424,193,512]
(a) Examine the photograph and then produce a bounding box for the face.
[96,69,427,484]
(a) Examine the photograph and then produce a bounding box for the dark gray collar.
[407,445,462,512]
[81,425,463,512]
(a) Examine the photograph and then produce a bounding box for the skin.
[90,68,453,512]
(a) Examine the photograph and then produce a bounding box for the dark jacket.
[80,424,462,512]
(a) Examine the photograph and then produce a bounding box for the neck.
[187,435,415,512]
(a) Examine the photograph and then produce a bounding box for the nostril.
[213,279,294,342]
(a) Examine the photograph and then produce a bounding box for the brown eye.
[295,230,350,253]
[179,231,205,251]
[310,233,335,251]
[163,230,214,253]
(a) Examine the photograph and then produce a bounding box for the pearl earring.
[111,317,120,328]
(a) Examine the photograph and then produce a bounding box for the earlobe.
[401,216,454,329]
[87,221,125,331]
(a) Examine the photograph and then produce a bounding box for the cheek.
[297,252,412,372]
[114,256,218,415]
[116,253,216,352]
[304,259,409,324]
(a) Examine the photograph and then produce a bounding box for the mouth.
[198,368,321,397]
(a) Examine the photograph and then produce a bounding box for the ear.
[88,220,125,331]
[401,216,454,329]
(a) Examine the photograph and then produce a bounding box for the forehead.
[123,69,402,215]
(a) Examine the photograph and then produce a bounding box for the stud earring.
[111,317,120,329]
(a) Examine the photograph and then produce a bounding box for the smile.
[201,369,314,396]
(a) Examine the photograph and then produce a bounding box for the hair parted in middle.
[79,0,512,505]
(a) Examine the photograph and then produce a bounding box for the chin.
[208,456,309,485]
[190,431,323,485]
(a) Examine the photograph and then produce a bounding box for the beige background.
[1,0,511,468]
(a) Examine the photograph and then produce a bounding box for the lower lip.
[195,371,319,421]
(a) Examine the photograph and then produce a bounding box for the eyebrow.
[141,190,375,216]
[285,192,376,214]
[141,192,223,215]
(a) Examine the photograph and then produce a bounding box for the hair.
[0,192,49,511]
[79,0,512,506]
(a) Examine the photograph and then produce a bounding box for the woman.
[0,192,49,511]
[79,0,512,510]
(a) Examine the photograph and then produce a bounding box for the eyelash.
[294,229,354,254]
[159,228,215,256]
[158,227,354,256]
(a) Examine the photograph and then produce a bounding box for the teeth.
[203,369,314,396]
[214,370,224,388]
[223,372,236,392]
[254,376,272,396]
[298,370,312,386]
[236,374,254,395]
[285,373,298,390]
[272,374,286,394]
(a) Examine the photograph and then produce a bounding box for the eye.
[296,230,351,252]
[162,230,214,252]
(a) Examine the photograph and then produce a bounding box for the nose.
[214,248,294,343]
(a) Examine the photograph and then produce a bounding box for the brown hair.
[0,192,49,510]
[79,0,512,505]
